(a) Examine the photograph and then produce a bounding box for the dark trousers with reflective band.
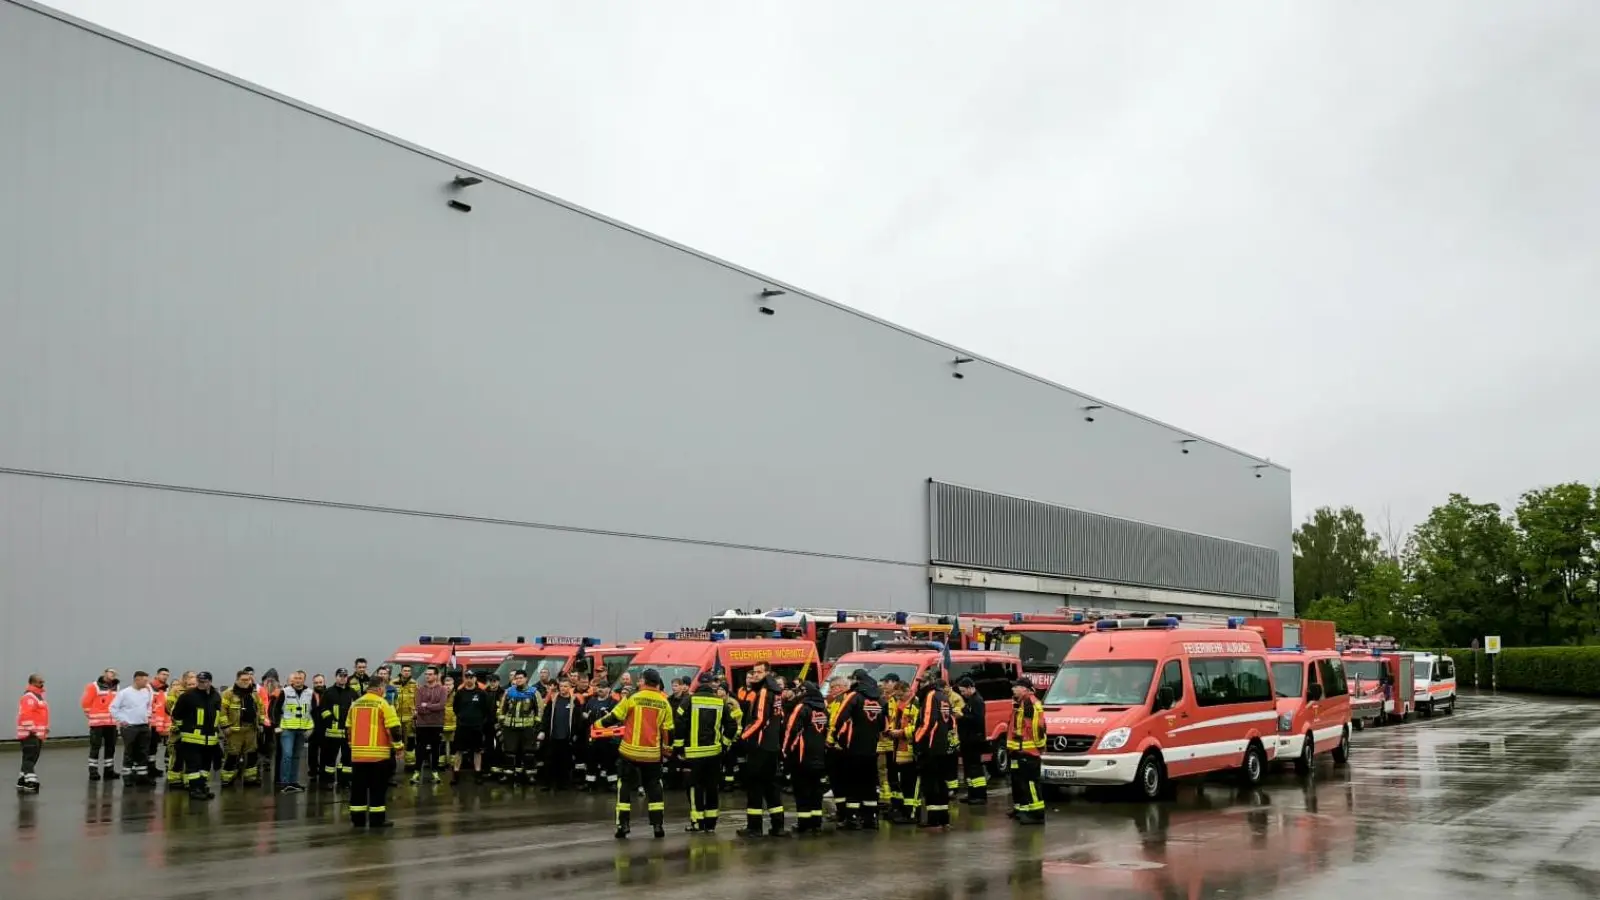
[350,759,393,827]
[320,738,352,784]
[743,748,784,833]
[895,758,919,817]
[19,736,43,779]
[916,754,951,826]
[1011,754,1044,815]
[792,767,826,831]
[616,758,664,831]
[687,755,722,830]
[120,725,152,778]
[88,725,117,772]
[178,742,214,796]
[589,741,619,789]
[843,754,878,824]
[960,741,988,797]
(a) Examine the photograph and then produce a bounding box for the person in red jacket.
[16,674,49,793]
[81,669,120,781]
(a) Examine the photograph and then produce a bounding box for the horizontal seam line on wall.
[0,466,926,570]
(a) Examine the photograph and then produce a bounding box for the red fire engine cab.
[1338,636,1417,726]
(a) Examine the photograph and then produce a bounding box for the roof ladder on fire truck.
[754,607,951,626]
[1051,606,1249,630]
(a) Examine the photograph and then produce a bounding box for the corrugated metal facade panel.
[930,481,1280,600]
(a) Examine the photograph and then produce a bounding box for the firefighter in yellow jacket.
[393,665,419,769]
[598,668,673,840]
[220,670,263,787]
[877,675,904,814]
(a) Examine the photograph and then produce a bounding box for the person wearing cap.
[1007,678,1046,825]
[910,671,956,829]
[345,671,403,829]
[827,669,886,830]
[171,671,223,801]
[15,673,49,794]
[954,676,988,804]
[597,667,673,839]
[318,669,358,790]
[451,671,493,784]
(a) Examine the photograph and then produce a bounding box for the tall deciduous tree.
[1406,494,1523,647]
[1292,506,1379,614]
[1514,484,1599,644]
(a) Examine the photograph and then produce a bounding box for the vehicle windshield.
[598,653,637,688]
[822,628,906,661]
[1414,660,1433,681]
[622,664,702,689]
[1045,661,1156,706]
[1345,660,1384,683]
[1006,631,1085,671]
[840,662,922,687]
[495,655,567,685]
[1271,662,1305,699]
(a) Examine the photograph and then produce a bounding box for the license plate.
[1043,767,1075,780]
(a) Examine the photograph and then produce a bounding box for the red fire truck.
[711,608,952,679]
[384,636,528,680]
[1338,636,1417,725]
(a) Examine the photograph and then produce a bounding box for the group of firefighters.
[14,657,1049,836]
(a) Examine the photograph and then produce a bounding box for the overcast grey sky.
[43,0,1600,534]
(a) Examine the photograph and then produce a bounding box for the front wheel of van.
[1293,733,1315,776]
[1133,751,1166,801]
[1332,727,1350,766]
[1239,742,1267,788]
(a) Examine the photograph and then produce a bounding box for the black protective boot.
[768,812,788,838]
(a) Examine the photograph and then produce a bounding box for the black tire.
[1420,702,1433,719]
[1352,719,1363,732]
[1132,750,1166,801]
[1238,742,1266,788]
[1332,727,1350,766]
[1442,696,1455,715]
[1293,733,1315,776]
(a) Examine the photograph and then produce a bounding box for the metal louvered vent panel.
[929,481,1279,600]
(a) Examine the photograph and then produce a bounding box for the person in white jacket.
[110,671,155,787]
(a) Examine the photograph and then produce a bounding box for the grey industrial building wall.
[0,0,1292,729]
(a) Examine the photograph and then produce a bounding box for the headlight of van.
[1277,714,1293,733]
[1097,727,1131,751]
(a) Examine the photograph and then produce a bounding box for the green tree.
[1304,558,1439,646]
[1292,506,1379,614]
[1514,483,1599,644]
[1406,494,1524,647]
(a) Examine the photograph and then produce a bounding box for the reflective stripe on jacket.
[149,686,172,734]
[81,682,115,727]
[346,693,401,762]
[602,687,673,763]
[1007,696,1045,755]
[278,686,315,731]
[17,688,49,740]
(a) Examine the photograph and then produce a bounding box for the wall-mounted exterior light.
[1178,439,1197,455]
[951,357,974,379]
[1082,404,1104,422]
[758,288,785,315]
[452,175,484,188]
[1252,464,1270,479]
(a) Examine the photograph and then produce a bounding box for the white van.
[1411,652,1457,716]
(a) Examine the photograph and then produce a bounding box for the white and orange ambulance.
[1039,616,1280,800]
[1267,649,1353,774]
[1411,651,1458,717]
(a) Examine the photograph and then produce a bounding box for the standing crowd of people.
[14,658,1049,835]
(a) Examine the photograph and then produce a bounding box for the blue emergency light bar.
[1267,647,1305,653]
[1094,617,1180,631]
[1228,617,1247,628]
[417,636,472,645]
[534,636,601,647]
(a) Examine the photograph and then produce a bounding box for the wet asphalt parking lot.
[3,690,1598,900]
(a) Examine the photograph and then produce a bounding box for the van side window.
[1158,660,1185,705]
[1315,658,1348,697]
[1190,658,1272,706]
[950,661,1019,702]
[1437,658,1455,680]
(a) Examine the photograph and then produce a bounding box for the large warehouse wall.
[0,0,1292,722]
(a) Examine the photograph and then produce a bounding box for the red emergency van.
[494,636,642,687]
[624,628,822,689]
[1340,638,1417,724]
[1266,649,1352,774]
[723,608,952,678]
[385,636,527,680]
[832,642,1020,759]
[1039,617,1280,800]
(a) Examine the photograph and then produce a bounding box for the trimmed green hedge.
[1423,646,1600,697]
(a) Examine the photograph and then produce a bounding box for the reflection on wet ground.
[4,691,1598,899]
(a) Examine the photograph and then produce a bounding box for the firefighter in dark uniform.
[1008,678,1046,825]
[170,671,223,802]
[667,677,692,790]
[318,669,358,789]
[737,662,787,838]
[911,672,956,829]
[783,680,830,834]
[482,674,505,780]
[682,678,730,832]
[955,676,988,804]
[828,669,886,830]
[585,683,622,793]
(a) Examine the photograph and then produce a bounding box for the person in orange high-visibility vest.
[344,673,402,829]
[147,668,172,777]
[82,669,120,781]
[16,673,50,793]
[598,668,673,840]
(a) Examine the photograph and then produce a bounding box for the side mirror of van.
[1307,684,1324,702]
[1155,685,1175,711]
